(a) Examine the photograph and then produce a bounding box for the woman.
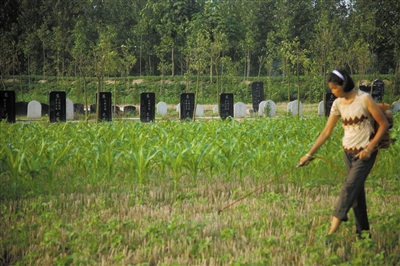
[298,69,389,238]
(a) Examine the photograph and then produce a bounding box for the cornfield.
[1,115,399,265]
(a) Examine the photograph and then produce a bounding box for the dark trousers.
[332,150,377,236]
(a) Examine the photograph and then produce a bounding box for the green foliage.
[0,116,399,264]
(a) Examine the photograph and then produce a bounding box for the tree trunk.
[114,75,117,115]
[247,49,251,80]
[171,46,175,77]
[210,57,213,83]
[140,34,142,77]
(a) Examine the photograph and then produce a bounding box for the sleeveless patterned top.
[330,90,374,153]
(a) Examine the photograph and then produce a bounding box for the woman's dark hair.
[328,69,355,92]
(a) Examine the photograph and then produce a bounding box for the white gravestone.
[287,101,293,113]
[66,98,74,120]
[259,100,276,117]
[318,101,324,116]
[176,103,180,112]
[234,102,246,118]
[196,105,204,116]
[258,101,267,116]
[27,100,42,119]
[157,102,168,116]
[392,101,400,113]
[213,105,218,114]
[289,100,302,116]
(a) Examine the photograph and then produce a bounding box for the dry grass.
[1,176,399,265]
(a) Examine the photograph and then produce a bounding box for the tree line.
[1,0,400,96]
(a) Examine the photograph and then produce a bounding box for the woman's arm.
[297,113,341,167]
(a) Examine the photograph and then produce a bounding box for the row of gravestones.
[0,82,270,123]
[1,91,282,123]
[3,79,398,123]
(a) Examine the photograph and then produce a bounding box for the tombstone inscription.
[97,92,112,122]
[0,91,16,123]
[180,93,195,120]
[359,80,384,103]
[140,92,155,122]
[49,91,66,122]
[219,93,234,120]
[372,79,384,103]
[251,82,264,112]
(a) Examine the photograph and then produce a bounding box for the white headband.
[332,70,345,81]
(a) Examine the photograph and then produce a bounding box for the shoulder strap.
[358,91,376,133]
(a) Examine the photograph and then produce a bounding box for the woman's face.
[328,82,345,98]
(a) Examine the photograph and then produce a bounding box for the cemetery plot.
[157,102,168,116]
[49,91,66,122]
[180,93,195,120]
[251,82,264,112]
[259,100,276,117]
[219,93,234,120]
[140,92,156,122]
[0,90,16,123]
[359,79,384,103]
[234,102,246,118]
[27,100,42,119]
[98,92,112,122]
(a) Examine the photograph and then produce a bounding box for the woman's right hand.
[297,154,313,168]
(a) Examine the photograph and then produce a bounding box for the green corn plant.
[216,137,242,181]
[181,140,212,183]
[1,144,27,199]
[159,144,185,190]
[125,144,159,186]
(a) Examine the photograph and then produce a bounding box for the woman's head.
[327,69,355,92]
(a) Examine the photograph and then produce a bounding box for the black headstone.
[15,102,28,116]
[0,90,16,123]
[97,92,112,122]
[325,92,337,117]
[372,79,384,103]
[180,93,195,120]
[359,82,383,103]
[251,82,264,112]
[74,103,84,114]
[90,104,96,114]
[41,103,49,116]
[124,105,136,115]
[140,92,155,122]
[219,93,234,120]
[359,85,371,94]
[49,91,66,122]
[112,105,121,115]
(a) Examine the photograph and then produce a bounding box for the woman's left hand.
[356,149,371,161]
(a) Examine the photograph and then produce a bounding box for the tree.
[120,41,137,104]
[71,18,94,119]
